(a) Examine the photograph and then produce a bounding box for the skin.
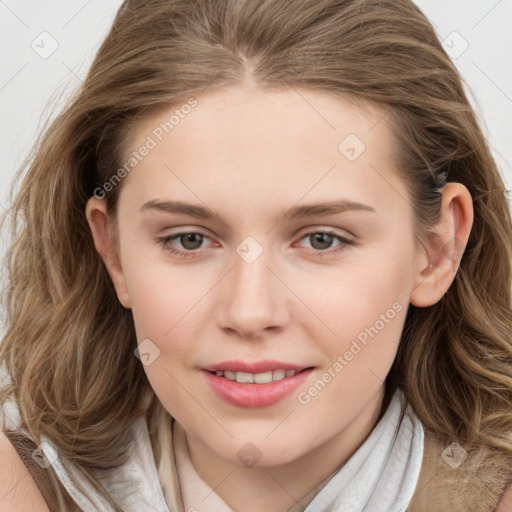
[86,87,473,511]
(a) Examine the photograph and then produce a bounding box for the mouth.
[206,367,311,384]
[201,360,315,408]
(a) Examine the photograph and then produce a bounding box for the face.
[98,87,424,466]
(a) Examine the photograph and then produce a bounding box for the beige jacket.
[406,429,512,512]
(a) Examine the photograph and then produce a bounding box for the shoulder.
[0,431,50,512]
[497,482,512,512]
[408,429,512,512]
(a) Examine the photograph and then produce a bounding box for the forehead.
[129,87,388,161]
[119,87,409,220]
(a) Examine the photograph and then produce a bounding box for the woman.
[1,0,511,510]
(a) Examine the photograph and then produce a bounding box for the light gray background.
[0,0,511,335]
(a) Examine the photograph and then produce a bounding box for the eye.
[156,228,353,260]
[297,229,353,256]
[174,233,206,250]
[156,231,214,258]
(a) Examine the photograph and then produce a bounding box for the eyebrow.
[140,198,376,222]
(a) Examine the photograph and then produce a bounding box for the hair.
[1,0,511,509]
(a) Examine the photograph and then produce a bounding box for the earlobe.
[85,198,132,309]
[410,183,474,308]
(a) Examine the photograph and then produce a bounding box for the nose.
[215,246,290,340]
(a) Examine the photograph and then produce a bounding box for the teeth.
[236,371,254,383]
[215,369,299,383]
[254,371,273,384]
[272,369,286,381]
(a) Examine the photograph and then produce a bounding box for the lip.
[202,360,310,374]
[202,365,314,408]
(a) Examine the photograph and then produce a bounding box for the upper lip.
[202,360,312,373]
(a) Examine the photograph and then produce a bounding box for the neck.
[180,384,388,512]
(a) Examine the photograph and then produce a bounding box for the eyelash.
[156,229,353,259]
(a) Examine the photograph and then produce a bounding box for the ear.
[85,197,132,309]
[410,182,474,308]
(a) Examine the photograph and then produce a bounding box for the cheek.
[296,250,412,386]
[301,257,410,337]
[296,297,407,424]
[125,266,205,419]
[123,252,203,338]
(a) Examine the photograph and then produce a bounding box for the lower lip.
[202,368,314,408]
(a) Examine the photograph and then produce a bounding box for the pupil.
[311,233,333,250]
[181,233,203,250]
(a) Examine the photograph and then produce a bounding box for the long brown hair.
[1,0,511,508]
